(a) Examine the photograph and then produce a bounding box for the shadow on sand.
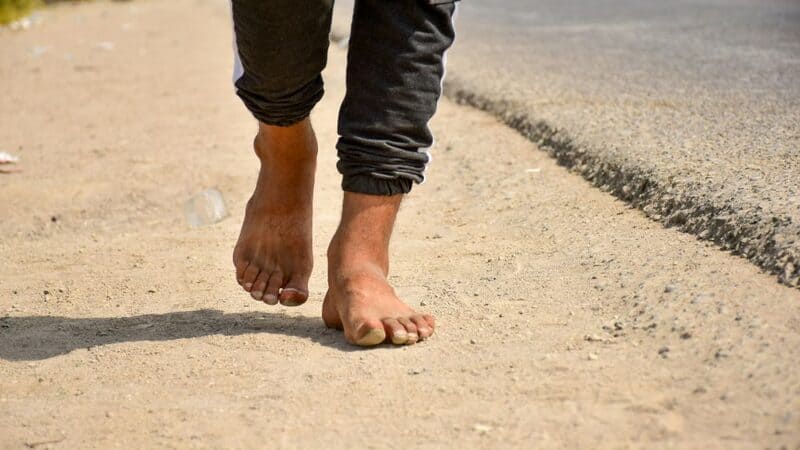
[0,309,356,361]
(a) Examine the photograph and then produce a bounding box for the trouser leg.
[336,0,458,196]
[231,0,334,126]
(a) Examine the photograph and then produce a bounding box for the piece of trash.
[0,152,19,164]
[30,45,48,58]
[525,168,541,173]
[7,13,42,31]
[0,152,20,173]
[9,17,32,31]
[184,188,228,227]
[95,41,115,51]
[473,424,492,434]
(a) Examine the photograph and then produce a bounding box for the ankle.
[327,230,390,275]
[253,120,318,163]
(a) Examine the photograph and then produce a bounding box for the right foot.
[232,120,316,306]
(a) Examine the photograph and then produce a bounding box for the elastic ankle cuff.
[342,174,413,196]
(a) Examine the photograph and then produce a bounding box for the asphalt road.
[335,0,800,287]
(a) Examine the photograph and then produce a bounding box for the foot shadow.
[0,309,358,361]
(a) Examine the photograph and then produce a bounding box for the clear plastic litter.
[184,188,228,227]
[0,152,19,164]
[0,151,20,173]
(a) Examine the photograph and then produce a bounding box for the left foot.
[322,193,435,346]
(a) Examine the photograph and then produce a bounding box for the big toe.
[279,275,310,306]
[351,320,386,347]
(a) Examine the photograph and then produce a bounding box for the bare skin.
[234,120,434,345]
[232,120,316,306]
[322,193,436,346]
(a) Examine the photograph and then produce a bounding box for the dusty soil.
[1,1,799,448]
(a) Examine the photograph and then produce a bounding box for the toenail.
[264,294,278,305]
[391,332,408,345]
[244,283,253,289]
[281,298,305,307]
[251,291,263,300]
[406,333,419,343]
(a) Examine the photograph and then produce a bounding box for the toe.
[235,260,249,286]
[242,264,261,292]
[383,318,408,345]
[279,274,309,306]
[263,271,284,305]
[398,317,418,344]
[411,315,433,340]
[351,320,386,346]
[250,271,270,301]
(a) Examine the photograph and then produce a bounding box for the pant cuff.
[235,75,324,127]
[341,174,413,196]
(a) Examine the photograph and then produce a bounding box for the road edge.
[442,75,799,289]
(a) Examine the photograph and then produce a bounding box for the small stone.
[680,331,692,339]
[693,386,707,394]
[43,290,50,295]
[408,368,424,375]
[470,339,477,345]
[658,346,670,357]
[587,353,598,361]
[664,284,676,293]
[473,424,492,433]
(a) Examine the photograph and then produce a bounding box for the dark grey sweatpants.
[231,0,458,195]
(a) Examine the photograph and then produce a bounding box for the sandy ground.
[1,1,799,448]
[411,0,800,288]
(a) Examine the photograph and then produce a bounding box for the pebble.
[587,353,598,361]
[658,346,670,358]
[95,41,115,51]
[473,424,492,433]
[470,339,477,345]
[664,284,676,293]
[408,368,424,375]
[680,331,692,339]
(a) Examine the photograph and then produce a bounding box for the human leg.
[230,0,333,305]
[324,0,457,345]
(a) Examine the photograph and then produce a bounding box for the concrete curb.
[443,75,799,289]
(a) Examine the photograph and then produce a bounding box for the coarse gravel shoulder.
[1,0,799,448]
[343,0,800,289]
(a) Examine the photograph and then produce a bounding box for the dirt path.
[1,1,799,448]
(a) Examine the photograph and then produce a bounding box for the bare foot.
[233,120,316,306]
[322,193,435,346]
